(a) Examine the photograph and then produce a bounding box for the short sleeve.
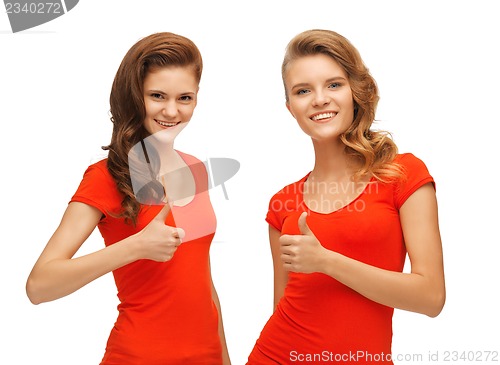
[70,160,120,217]
[265,179,305,232]
[394,153,435,210]
[265,192,283,231]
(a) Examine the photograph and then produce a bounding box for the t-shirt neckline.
[299,171,375,215]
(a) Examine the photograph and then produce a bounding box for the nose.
[312,90,331,107]
[162,101,178,119]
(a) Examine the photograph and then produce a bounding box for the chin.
[150,129,176,142]
[310,131,344,142]
[152,125,187,143]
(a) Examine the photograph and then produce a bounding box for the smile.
[311,112,337,121]
[155,119,181,127]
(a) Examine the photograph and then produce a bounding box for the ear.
[285,101,294,117]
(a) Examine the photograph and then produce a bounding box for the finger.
[279,235,293,246]
[280,244,294,256]
[280,252,292,261]
[154,201,172,222]
[280,247,290,256]
[175,227,186,240]
[298,211,313,236]
[281,257,293,269]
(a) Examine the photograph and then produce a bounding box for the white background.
[1,1,499,364]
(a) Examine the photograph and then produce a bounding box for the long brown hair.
[282,29,402,182]
[102,32,203,225]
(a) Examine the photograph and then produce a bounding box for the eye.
[151,93,164,99]
[328,82,341,89]
[296,89,310,95]
[179,95,193,101]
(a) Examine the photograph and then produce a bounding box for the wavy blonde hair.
[282,29,403,182]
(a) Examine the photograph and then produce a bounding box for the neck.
[310,138,350,180]
[143,135,178,173]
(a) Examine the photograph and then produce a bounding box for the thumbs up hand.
[135,203,185,262]
[279,212,327,274]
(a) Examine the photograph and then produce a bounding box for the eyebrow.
[146,89,196,95]
[290,76,347,91]
[146,89,166,95]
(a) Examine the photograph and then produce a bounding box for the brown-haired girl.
[26,32,231,365]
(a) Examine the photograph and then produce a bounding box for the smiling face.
[284,53,354,143]
[143,65,199,143]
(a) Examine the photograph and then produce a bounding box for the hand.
[135,203,185,262]
[279,212,326,273]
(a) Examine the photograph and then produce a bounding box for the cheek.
[344,90,355,109]
[144,101,157,117]
[181,104,196,117]
[339,95,355,117]
[287,100,306,120]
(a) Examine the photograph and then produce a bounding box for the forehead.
[285,54,348,84]
[143,66,199,88]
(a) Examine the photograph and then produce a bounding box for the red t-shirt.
[247,153,435,365]
[71,151,222,365]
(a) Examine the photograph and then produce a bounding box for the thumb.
[154,202,172,222]
[298,211,313,236]
[176,227,186,240]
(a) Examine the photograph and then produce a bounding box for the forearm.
[319,250,445,317]
[26,234,139,304]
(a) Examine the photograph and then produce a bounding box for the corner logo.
[4,0,79,33]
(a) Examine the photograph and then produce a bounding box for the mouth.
[155,119,181,128]
[310,112,337,122]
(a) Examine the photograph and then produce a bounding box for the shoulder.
[392,153,435,209]
[271,174,308,199]
[74,157,119,197]
[71,157,124,216]
[393,152,434,185]
[81,158,114,183]
[87,157,109,172]
[268,173,309,209]
[265,174,308,231]
[394,152,429,173]
[70,158,121,215]
[176,150,203,165]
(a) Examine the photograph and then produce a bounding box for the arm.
[209,260,231,365]
[280,183,445,317]
[269,225,288,310]
[26,201,183,304]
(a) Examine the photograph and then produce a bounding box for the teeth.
[156,120,178,127]
[312,112,336,121]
